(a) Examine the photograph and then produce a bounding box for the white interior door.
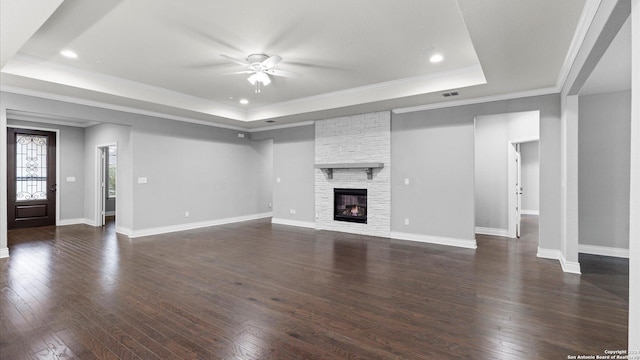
[515,143,522,238]
[98,147,107,226]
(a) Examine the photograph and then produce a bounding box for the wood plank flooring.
[1,216,628,359]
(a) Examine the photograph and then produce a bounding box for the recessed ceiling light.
[430,54,444,63]
[60,50,78,59]
[239,99,249,105]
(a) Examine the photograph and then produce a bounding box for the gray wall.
[474,111,539,231]
[251,138,274,214]
[129,119,266,231]
[392,94,561,250]
[521,141,540,213]
[578,90,631,249]
[6,119,85,222]
[392,110,476,240]
[251,125,315,224]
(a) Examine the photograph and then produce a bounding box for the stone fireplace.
[315,111,391,237]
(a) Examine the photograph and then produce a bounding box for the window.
[108,146,117,198]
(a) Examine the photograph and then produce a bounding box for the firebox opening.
[334,188,367,224]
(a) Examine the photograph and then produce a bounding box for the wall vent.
[265,120,276,123]
[442,91,460,97]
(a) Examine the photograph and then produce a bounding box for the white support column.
[560,95,581,273]
[0,105,8,258]
[628,0,640,355]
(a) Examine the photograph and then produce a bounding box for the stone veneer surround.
[315,111,391,236]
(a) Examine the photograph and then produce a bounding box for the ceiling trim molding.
[392,87,559,114]
[248,120,315,133]
[556,0,603,91]
[6,109,100,128]
[0,85,249,132]
[246,64,486,121]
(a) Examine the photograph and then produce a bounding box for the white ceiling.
[1,0,587,129]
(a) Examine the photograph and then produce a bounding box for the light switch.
[276,177,281,183]
[66,176,76,182]
[137,177,148,184]
[404,178,410,185]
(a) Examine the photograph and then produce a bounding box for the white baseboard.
[390,231,477,249]
[58,218,87,226]
[128,212,272,238]
[578,244,629,258]
[271,218,316,229]
[475,227,509,237]
[83,218,98,227]
[521,210,540,215]
[116,226,132,236]
[0,247,9,259]
[537,247,581,274]
[537,247,562,260]
[560,256,581,274]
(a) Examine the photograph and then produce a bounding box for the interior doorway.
[474,111,540,244]
[508,139,539,238]
[96,144,117,226]
[6,127,58,229]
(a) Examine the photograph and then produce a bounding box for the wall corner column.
[560,95,581,273]
[0,105,8,258]
[628,0,640,354]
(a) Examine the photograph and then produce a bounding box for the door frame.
[7,125,60,227]
[507,137,539,238]
[95,143,117,227]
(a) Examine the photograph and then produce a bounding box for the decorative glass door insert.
[15,134,49,201]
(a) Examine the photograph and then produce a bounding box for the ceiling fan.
[220,53,300,93]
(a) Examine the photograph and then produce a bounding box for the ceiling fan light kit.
[221,53,299,94]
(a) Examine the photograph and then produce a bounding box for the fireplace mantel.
[315,162,384,180]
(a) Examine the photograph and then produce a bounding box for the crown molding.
[392,87,559,114]
[6,109,100,127]
[248,120,315,132]
[246,65,486,121]
[0,85,249,132]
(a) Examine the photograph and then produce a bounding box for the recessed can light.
[239,99,249,105]
[60,50,78,59]
[430,54,444,63]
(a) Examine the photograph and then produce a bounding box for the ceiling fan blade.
[261,55,283,69]
[266,69,302,78]
[222,70,254,75]
[220,54,250,67]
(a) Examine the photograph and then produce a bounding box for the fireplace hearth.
[334,188,367,224]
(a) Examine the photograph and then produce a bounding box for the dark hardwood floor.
[1,215,628,359]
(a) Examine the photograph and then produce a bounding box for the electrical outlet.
[404,218,409,225]
[292,209,296,214]
[185,211,190,218]
[268,202,272,209]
